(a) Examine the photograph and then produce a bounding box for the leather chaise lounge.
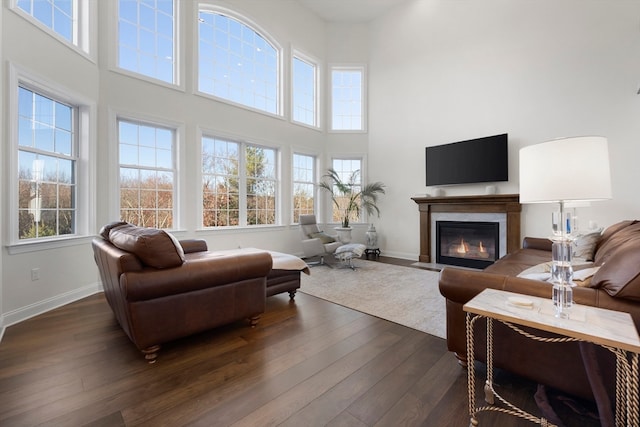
[92,221,276,363]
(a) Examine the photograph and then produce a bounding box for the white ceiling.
[296,0,406,23]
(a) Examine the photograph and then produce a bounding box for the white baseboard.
[1,282,103,332]
[378,250,418,261]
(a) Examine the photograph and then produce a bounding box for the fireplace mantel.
[411,194,521,263]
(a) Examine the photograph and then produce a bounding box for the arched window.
[197,7,280,115]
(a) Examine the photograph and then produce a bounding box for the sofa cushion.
[99,220,129,240]
[109,224,185,269]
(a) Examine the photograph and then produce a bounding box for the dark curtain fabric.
[579,342,614,427]
[535,342,614,427]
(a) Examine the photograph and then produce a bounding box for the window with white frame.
[202,136,239,227]
[331,66,366,131]
[118,0,176,84]
[330,158,363,223]
[118,119,176,229]
[15,0,92,53]
[202,136,278,227]
[292,54,318,127]
[292,153,316,223]
[17,85,77,240]
[197,8,280,115]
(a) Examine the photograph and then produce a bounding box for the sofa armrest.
[439,267,553,305]
[179,239,208,254]
[522,237,552,251]
[121,251,273,301]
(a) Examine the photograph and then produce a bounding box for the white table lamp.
[519,136,612,317]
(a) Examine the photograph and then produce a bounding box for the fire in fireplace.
[436,221,500,269]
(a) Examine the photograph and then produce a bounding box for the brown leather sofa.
[92,222,273,363]
[439,220,640,403]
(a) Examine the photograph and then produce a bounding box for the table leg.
[630,353,639,426]
[467,313,479,426]
[485,318,495,405]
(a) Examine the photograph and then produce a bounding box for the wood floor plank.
[372,351,465,426]
[279,329,430,427]
[164,315,397,426]
[228,329,406,426]
[343,333,448,425]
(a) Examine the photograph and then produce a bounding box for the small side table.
[464,288,640,427]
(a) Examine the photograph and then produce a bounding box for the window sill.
[195,225,287,235]
[6,235,95,255]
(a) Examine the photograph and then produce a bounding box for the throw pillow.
[309,231,336,244]
[517,262,552,281]
[572,266,600,287]
[109,225,185,269]
[572,229,603,261]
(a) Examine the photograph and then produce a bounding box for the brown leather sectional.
[439,220,640,403]
[92,221,302,363]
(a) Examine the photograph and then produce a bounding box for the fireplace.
[411,194,521,264]
[436,221,500,269]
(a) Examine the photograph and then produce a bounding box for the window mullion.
[238,143,248,226]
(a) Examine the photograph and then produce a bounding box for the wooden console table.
[411,194,521,263]
[464,289,640,426]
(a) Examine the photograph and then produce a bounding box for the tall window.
[17,86,77,240]
[118,119,175,228]
[202,136,278,227]
[331,66,366,131]
[17,0,75,43]
[292,55,318,127]
[292,153,315,223]
[198,9,279,115]
[118,0,175,84]
[202,137,239,227]
[331,158,362,223]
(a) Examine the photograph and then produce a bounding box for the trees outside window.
[292,153,315,223]
[118,119,175,228]
[329,158,362,224]
[17,86,77,240]
[202,136,277,227]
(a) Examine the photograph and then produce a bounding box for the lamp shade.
[519,136,612,204]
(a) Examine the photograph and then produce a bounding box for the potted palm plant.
[319,168,386,243]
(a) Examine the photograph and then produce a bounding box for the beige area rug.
[300,260,446,339]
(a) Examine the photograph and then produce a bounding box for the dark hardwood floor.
[0,257,600,426]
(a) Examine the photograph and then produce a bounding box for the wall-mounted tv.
[425,133,508,186]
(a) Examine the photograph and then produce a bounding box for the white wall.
[368,0,640,259]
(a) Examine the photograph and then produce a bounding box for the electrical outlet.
[31,268,40,281]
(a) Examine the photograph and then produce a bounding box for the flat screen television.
[425,133,508,186]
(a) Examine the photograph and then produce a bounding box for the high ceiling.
[295,0,406,23]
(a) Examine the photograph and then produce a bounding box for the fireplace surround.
[411,194,521,264]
